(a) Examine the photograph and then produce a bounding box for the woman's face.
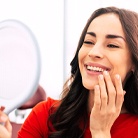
[78,13,134,90]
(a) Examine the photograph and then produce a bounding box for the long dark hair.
[48,6,138,138]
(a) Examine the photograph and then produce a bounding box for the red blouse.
[18,97,138,138]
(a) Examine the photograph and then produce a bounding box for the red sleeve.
[18,97,57,138]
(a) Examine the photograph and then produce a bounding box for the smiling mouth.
[86,65,108,72]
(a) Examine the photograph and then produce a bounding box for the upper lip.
[84,62,110,71]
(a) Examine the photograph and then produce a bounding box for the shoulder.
[32,97,59,114]
[18,97,59,137]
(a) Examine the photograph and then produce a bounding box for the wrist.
[91,130,111,138]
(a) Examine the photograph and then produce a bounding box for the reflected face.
[78,13,134,90]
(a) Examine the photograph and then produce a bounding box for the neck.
[88,90,94,112]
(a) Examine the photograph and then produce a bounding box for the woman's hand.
[0,106,12,138]
[90,71,125,138]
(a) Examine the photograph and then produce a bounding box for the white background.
[0,0,138,99]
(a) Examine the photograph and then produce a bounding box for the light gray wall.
[0,0,138,99]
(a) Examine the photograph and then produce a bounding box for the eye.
[83,41,94,45]
[107,44,119,48]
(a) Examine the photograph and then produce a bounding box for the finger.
[0,105,5,124]
[98,74,107,111]
[5,118,12,133]
[114,74,124,109]
[103,71,116,107]
[93,85,101,110]
[0,112,7,124]
[0,112,12,133]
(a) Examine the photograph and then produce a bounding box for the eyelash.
[83,41,119,48]
[83,41,94,45]
[107,44,119,48]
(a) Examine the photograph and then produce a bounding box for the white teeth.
[87,66,104,72]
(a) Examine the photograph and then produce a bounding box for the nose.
[88,43,104,59]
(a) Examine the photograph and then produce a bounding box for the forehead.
[87,13,125,37]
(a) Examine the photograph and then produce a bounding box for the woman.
[1,6,138,138]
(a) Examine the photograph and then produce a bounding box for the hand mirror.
[0,19,41,114]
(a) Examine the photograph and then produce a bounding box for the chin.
[82,82,95,90]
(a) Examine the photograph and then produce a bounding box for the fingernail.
[98,75,103,80]
[0,106,5,111]
[104,71,108,75]
[115,74,120,79]
[95,85,99,90]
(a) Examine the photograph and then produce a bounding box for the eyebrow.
[86,32,126,42]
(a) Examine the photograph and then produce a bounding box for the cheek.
[78,49,81,62]
[78,48,85,69]
[110,62,133,85]
[78,46,90,61]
